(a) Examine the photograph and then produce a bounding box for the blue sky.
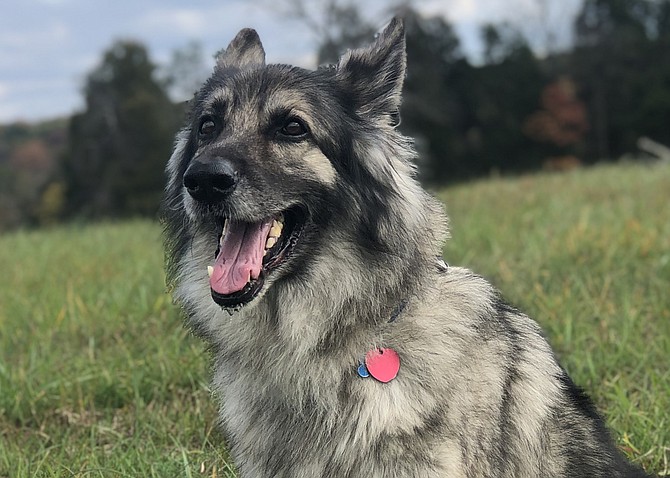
[0,0,581,123]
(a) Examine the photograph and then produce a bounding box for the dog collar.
[357,300,407,383]
[356,258,448,383]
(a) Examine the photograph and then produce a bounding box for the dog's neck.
[248,221,439,348]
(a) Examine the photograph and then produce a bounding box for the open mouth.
[206,206,305,308]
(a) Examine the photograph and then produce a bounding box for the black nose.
[183,158,238,203]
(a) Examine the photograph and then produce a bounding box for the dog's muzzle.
[181,156,307,309]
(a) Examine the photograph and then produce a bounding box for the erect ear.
[215,28,266,71]
[336,18,406,121]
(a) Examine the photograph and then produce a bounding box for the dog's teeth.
[269,220,283,239]
[207,266,214,277]
[265,236,277,250]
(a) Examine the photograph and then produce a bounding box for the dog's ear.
[336,18,406,122]
[215,28,266,71]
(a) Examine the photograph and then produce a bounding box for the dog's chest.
[212,349,457,478]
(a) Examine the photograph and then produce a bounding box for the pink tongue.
[209,219,273,295]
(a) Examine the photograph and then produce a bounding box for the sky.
[0,0,582,123]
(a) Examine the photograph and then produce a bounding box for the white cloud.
[0,21,71,49]
[423,0,490,23]
[135,8,209,36]
[34,0,72,4]
[421,0,578,27]
[422,0,478,22]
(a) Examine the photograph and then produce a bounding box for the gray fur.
[216,28,266,71]
[162,18,651,478]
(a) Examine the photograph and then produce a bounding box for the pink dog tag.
[365,348,400,383]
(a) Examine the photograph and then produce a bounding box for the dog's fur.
[162,19,651,477]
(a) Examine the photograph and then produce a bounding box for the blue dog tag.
[357,362,370,378]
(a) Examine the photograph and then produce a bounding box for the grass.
[1,161,669,476]
[0,222,231,477]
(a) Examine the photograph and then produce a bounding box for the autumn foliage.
[523,77,590,149]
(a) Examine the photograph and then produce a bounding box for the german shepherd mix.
[162,18,652,478]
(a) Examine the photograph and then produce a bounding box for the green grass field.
[1,161,668,477]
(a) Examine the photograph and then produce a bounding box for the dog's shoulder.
[413,263,558,369]
[426,264,502,322]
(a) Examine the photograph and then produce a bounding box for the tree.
[0,120,66,229]
[316,4,377,64]
[282,0,377,65]
[482,22,528,64]
[523,77,589,154]
[62,41,181,218]
[163,40,210,101]
[571,0,670,160]
[8,139,54,225]
[279,0,670,179]
[473,35,546,173]
[399,9,474,182]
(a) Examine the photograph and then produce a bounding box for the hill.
[1,162,668,476]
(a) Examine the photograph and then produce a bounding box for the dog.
[162,18,652,478]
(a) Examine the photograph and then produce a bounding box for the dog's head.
[164,18,438,312]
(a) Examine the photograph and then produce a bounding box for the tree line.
[0,0,668,230]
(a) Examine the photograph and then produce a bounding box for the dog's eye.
[199,118,217,137]
[279,119,308,138]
